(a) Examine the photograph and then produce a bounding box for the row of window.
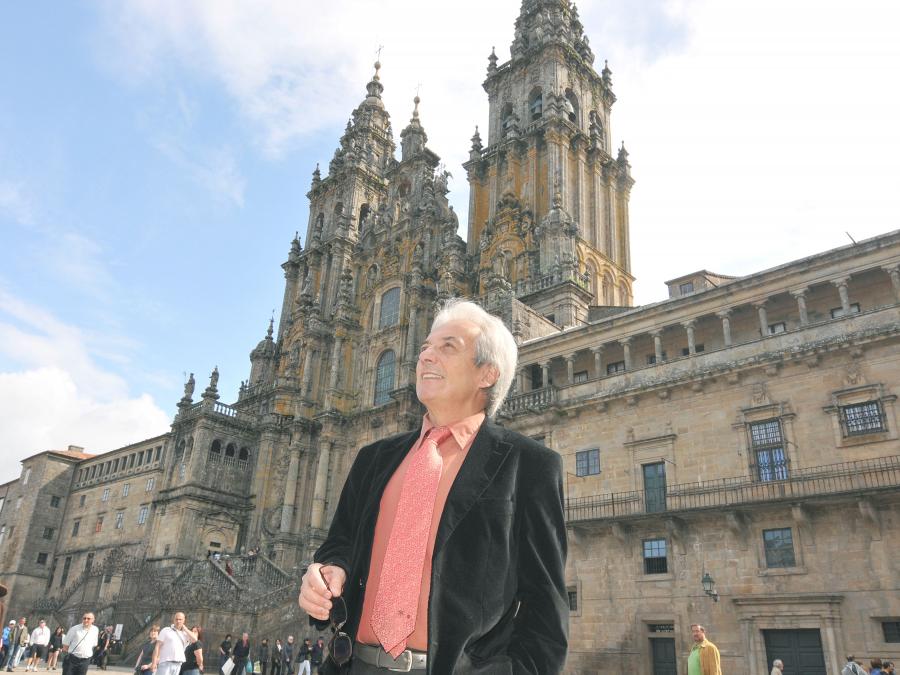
[70,504,150,538]
[97,478,155,503]
[641,527,796,576]
[573,402,889,481]
[77,446,163,484]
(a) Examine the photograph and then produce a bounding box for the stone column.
[592,346,604,379]
[405,303,419,365]
[790,288,809,326]
[833,276,851,315]
[327,337,344,392]
[301,348,315,396]
[566,355,576,384]
[280,446,300,533]
[620,338,632,371]
[754,301,768,336]
[717,309,733,347]
[683,321,696,355]
[516,368,525,394]
[540,361,551,389]
[310,441,332,530]
[884,264,900,303]
[651,330,663,363]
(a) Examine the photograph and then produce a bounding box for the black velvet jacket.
[313,419,568,674]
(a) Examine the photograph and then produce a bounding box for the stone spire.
[365,60,384,105]
[509,0,593,63]
[400,95,428,161]
[469,126,483,161]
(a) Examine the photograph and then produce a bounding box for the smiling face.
[416,319,497,424]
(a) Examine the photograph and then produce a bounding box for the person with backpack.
[843,656,867,675]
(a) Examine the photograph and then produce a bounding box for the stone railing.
[566,454,900,523]
[501,386,557,414]
[515,269,591,297]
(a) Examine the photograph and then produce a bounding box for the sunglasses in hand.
[319,568,351,667]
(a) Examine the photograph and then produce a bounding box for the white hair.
[774,660,783,669]
[431,299,517,418]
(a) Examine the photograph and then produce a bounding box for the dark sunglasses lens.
[330,597,348,627]
[329,634,352,666]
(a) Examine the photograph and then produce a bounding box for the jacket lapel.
[432,420,512,556]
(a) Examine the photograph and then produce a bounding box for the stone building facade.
[1,1,899,674]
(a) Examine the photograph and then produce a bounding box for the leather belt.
[353,643,427,672]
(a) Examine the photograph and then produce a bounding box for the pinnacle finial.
[373,59,381,81]
[267,316,274,338]
[412,94,421,119]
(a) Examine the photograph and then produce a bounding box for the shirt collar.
[421,411,486,453]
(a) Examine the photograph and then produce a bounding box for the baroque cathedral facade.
[3,2,900,674]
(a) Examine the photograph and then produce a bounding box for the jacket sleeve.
[312,444,375,574]
[508,449,569,674]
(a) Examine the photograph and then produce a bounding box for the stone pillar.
[884,264,900,303]
[301,348,315,396]
[310,441,332,530]
[280,446,300,533]
[717,310,733,347]
[327,337,344,392]
[566,355,576,384]
[791,288,809,326]
[540,361,551,389]
[651,330,663,363]
[832,276,851,315]
[592,346,604,379]
[683,321,696,355]
[620,338,632,371]
[754,301,768,336]
[516,368,525,394]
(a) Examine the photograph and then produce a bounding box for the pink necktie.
[370,426,453,657]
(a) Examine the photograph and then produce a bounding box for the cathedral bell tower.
[464,0,635,327]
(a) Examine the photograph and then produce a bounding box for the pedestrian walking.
[60,613,99,675]
[2,621,13,667]
[771,658,784,675]
[295,640,310,675]
[179,626,203,675]
[688,624,722,675]
[93,627,112,671]
[46,628,64,671]
[134,626,159,675]
[281,638,293,675]
[231,635,250,675]
[843,656,867,675]
[150,613,197,675]
[6,617,29,671]
[218,635,232,675]
[269,641,282,675]
[257,639,269,675]
[308,641,322,675]
[25,620,50,671]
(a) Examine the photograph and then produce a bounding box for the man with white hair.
[299,299,568,673]
[771,658,784,675]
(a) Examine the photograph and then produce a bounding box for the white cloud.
[154,137,247,207]
[0,179,34,225]
[0,289,171,485]
[97,0,900,303]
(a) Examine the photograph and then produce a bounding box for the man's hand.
[298,563,346,621]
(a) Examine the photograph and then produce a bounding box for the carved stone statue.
[184,373,195,399]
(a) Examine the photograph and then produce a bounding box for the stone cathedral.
[3,2,899,674]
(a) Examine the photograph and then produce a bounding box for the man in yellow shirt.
[688,624,722,675]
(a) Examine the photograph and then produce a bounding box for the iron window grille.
[763,527,796,568]
[643,538,668,574]
[576,449,600,477]
[649,624,675,633]
[840,401,886,436]
[567,588,578,611]
[749,419,789,481]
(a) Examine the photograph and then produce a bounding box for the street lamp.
[702,571,719,602]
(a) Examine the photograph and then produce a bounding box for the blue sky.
[2,0,899,484]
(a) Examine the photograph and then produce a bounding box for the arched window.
[565,90,579,125]
[585,260,599,304]
[334,202,344,216]
[210,440,222,454]
[379,288,401,329]
[529,89,543,120]
[619,282,630,306]
[603,273,615,305]
[374,350,396,406]
[239,448,250,461]
[225,443,236,458]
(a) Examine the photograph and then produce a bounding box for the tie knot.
[427,426,453,446]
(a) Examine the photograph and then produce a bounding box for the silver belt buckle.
[376,648,413,672]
